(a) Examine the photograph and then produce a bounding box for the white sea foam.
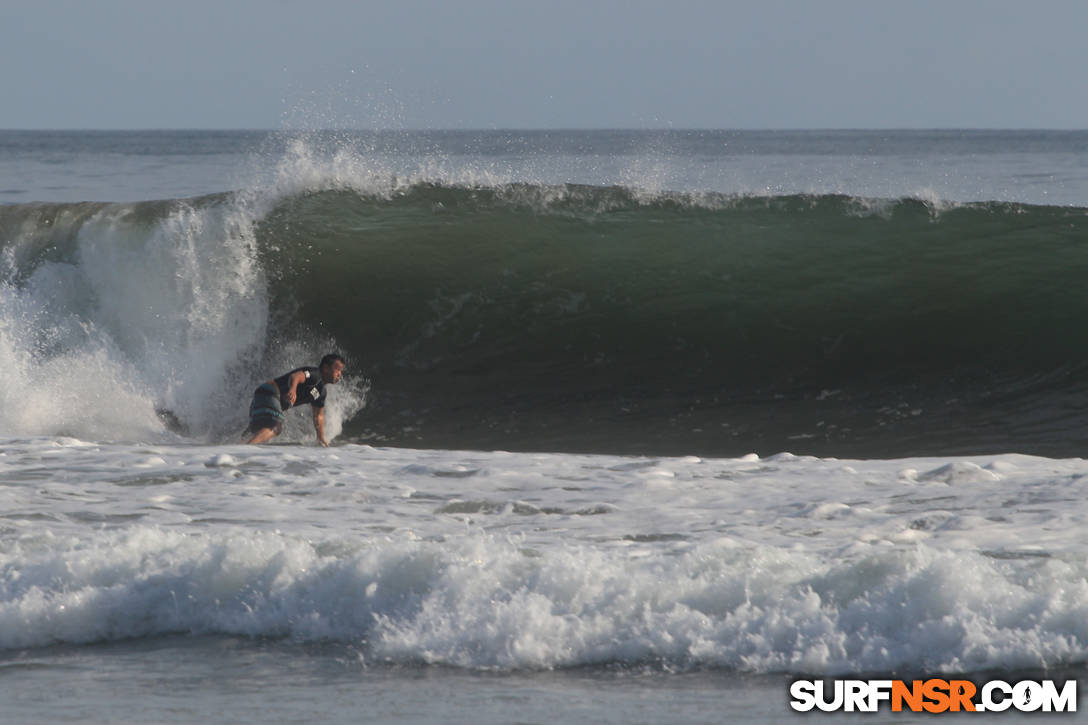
[0,143,371,443]
[1,438,1085,674]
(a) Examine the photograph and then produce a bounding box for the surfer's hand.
[285,390,296,406]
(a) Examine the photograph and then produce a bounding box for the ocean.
[1,129,1087,723]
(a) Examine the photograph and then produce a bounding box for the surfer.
[244,354,346,446]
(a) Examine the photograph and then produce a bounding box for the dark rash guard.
[273,367,327,409]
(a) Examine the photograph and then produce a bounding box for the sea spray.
[0,144,374,441]
[0,196,267,439]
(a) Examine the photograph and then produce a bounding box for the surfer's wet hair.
[320,353,345,369]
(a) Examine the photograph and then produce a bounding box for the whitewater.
[2,129,1088,723]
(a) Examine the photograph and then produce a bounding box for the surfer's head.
[320,353,346,384]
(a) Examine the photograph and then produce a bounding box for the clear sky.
[3,0,1086,130]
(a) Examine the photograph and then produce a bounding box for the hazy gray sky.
[3,0,1086,129]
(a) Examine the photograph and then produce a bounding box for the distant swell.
[3,183,1088,456]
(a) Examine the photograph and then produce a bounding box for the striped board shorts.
[248,382,286,433]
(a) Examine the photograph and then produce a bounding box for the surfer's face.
[322,360,345,384]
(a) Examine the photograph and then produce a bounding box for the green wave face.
[4,186,1087,456]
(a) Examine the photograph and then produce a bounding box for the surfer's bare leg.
[245,427,279,445]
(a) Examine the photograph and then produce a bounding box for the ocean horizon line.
[3,126,1087,134]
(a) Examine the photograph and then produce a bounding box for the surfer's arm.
[313,405,328,447]
[282,370,309,406]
